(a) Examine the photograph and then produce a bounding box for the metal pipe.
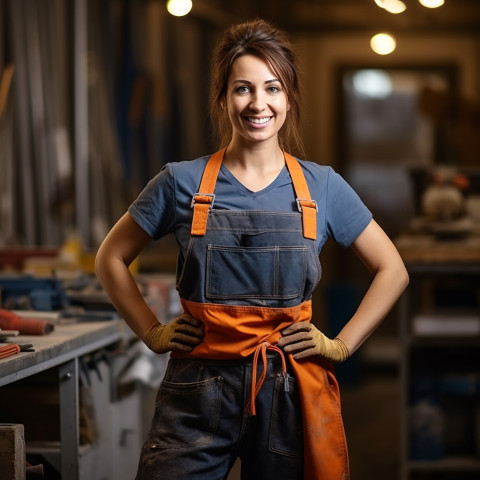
[74,0,89,247]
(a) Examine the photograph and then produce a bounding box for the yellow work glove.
[277,321,349,363]
[145,313,204,354]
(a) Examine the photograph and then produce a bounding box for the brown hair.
[209,18,305,157]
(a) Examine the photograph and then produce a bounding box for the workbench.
[395,232,480,264]
[0,320,123,479]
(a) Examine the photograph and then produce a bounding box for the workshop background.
[1,1,480,479]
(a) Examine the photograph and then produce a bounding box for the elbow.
[94,245,107,284]
[94,252,101,278]
[403,271,410,291]
[94,252,103,283]
[399,263,409,293]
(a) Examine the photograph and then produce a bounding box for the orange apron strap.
[244,342,287,416]
[191,149,316,240]
[284,153,317,241]
[190,149,225,236]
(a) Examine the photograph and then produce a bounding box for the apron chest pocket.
[206,244,307,300]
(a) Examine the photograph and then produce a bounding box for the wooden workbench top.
[0,320,123,385]
[395,233,480,264]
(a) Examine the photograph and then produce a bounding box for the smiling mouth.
[246,116,272,125]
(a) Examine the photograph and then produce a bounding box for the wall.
[296,32,480,170]
[294,31,480,330]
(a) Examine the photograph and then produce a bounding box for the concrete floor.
[342,372,400,480]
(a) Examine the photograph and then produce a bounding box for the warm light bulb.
[374,0,407,14]
[418,0,445,7]
[370,33,397,55]
[167,0,192,16]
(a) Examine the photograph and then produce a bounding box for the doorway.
[337,65,458,238]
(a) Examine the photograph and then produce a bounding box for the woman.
[95,18,409,480]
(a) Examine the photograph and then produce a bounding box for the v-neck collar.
[219,163,289,198]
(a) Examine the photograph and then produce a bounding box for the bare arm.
[279,218,408,361]
[336,218,409,355]
[95,213,159,342]
[96,213,204,352]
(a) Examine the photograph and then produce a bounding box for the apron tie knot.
[245,341,287,416]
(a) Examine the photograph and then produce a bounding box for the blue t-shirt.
[128,154,372,256]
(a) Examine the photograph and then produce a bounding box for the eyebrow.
[232,78,281,85]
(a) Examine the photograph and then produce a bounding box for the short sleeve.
[128,164,176,239]
[325,168,372,248]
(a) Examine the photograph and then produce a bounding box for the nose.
[249,91,265,112]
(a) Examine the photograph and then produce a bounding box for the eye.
[235,85,250,94]
[267,85,281,93]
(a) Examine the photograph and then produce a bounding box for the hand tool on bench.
[0,343,34,359]
[0,308,54,334]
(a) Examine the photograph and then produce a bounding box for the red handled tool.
[0,309,54,335]
[0,343,34,359]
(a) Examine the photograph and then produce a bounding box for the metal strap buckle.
[296,198,318,213]
[191,193,215,209]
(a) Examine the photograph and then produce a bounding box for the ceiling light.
[374,0,407,14]
[167,0,192,16]
[370,33,397,55]
[418,0,445,7]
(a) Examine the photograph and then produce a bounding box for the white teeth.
[248,117,271,124]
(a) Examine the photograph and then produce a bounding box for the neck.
[222,141,286,192]
[223,141,284,172]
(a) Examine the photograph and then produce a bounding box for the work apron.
[176,149,350,480]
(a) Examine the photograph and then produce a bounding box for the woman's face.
[225,54,289,147]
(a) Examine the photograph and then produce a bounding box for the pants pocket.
[145,376,223,449]
[269,373,304,458]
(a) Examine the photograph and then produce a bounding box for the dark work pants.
[136,353,304,480]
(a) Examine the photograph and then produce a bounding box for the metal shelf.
[399,261,480,480]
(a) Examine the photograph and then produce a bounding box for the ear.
[218,93,226,110]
